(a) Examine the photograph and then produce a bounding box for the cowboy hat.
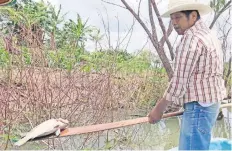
[0,0,16,6]
[161,0,212,17]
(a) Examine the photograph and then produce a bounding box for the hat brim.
[161,3,212,18]
[0,0,16,6]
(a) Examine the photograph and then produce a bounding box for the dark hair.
[180,10,201,20]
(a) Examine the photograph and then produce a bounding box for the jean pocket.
[197,110,218,134]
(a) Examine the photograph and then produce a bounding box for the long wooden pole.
[59,103,232,137]
[30,103,231,141]
[60,110,183,137]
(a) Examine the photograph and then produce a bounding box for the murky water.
[9,107,231,150]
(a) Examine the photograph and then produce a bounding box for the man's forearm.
[156,98,170,114]
[148,98,171,123]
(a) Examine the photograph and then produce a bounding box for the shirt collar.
[184,19,205,35]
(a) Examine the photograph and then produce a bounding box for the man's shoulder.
[182,33,201,42]
[187,28,217,44]
[187,27,210,37]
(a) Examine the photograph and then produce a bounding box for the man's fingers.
[148,116,155,124]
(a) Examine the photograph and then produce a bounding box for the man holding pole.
[148,0,226,150]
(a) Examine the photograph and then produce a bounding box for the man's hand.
[148,98,169,124]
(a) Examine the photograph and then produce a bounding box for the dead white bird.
[14,118,69,146]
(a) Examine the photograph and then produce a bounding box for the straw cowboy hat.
[161,0,213,17]
[0,0,16,6]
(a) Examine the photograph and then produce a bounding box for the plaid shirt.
[164,19,226,105]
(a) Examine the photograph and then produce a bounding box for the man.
[148,0,226,150]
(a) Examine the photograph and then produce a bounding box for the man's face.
[170,11,197,35]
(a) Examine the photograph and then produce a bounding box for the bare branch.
[138,0,142,17]
[134,36,149,56]
[99,7,112,49]
[105,8,111,49]
[150,0,174,60]
[209,0,232,29]
[121,0,174,79]
[115,16,120,51]
[98,11,109,48]
[222,27,231,54]
[159,21,173,47]
[120,18,136,50]
[224,56,232,87]
[217,9,232,63]
[121,0,155,48]
[148,0,158,43]
[101,0,126,9]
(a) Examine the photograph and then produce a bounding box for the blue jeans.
[179,101,220,150]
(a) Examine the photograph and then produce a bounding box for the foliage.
[210,0,227,12]
[0,47,9,67]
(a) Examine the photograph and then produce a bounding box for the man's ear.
[191,11,198,22]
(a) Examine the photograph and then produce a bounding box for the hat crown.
[162,0,212,17]
[168,0,198,9]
